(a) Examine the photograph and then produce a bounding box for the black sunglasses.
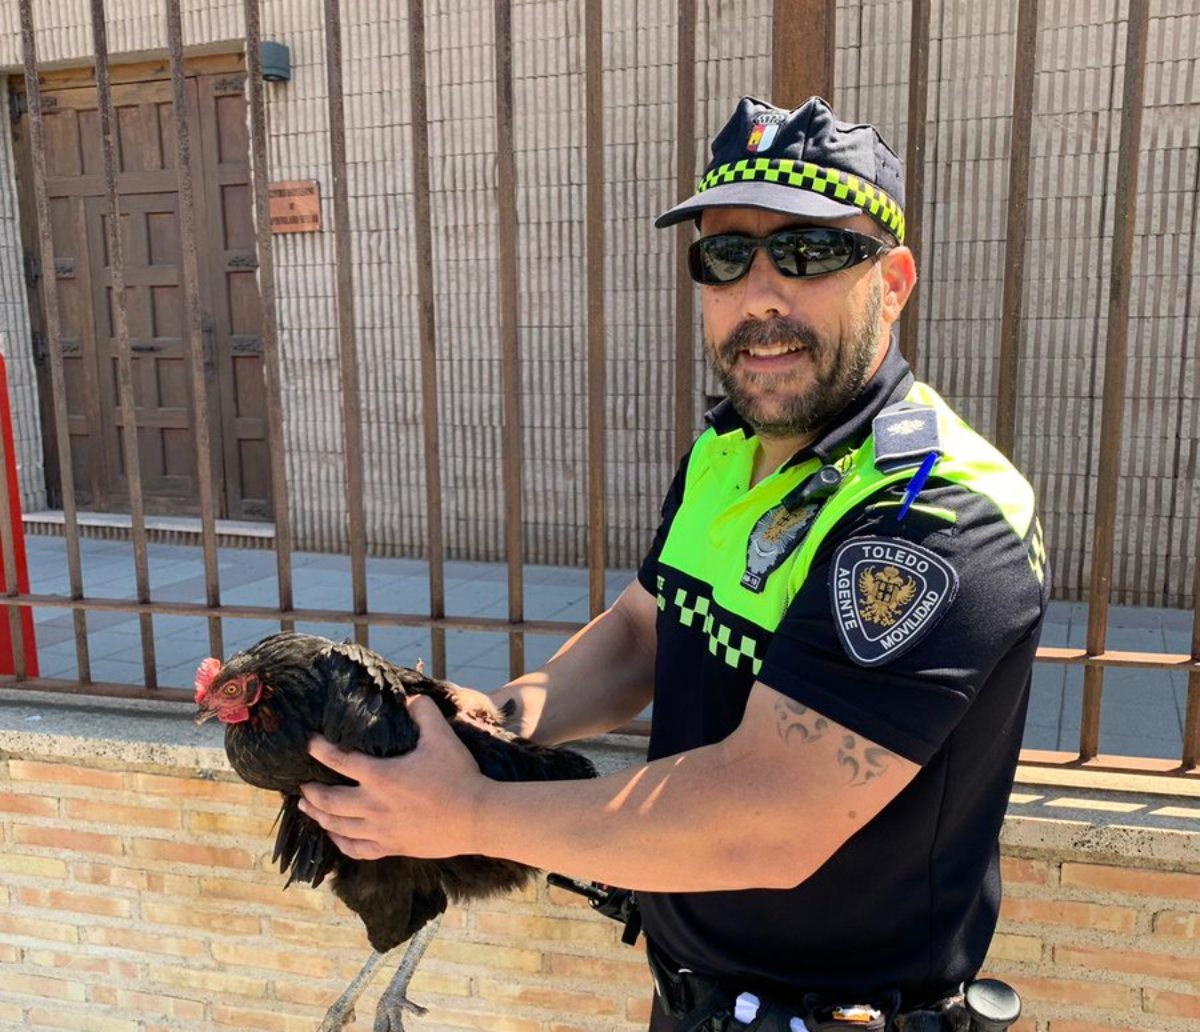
[687,226,892,285]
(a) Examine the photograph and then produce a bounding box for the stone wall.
[0,707,1197,1032]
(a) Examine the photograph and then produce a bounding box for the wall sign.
[268,180,321,234]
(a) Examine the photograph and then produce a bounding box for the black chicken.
[193,631,595,1032]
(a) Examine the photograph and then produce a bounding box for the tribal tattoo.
[774,699,895,787]
[774,697,827,744]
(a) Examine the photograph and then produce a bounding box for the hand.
[298,694,489,861]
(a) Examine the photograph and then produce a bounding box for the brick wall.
[1,740,1198,1032]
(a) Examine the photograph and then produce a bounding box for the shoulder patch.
[829,537,959,667]
[873,402,941,473]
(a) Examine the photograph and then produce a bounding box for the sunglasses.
[687,226,892,285]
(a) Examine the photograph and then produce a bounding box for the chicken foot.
[317,948,389,1032]
[372,915,442,1032]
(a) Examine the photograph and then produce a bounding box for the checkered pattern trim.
[1025,516,1047,585]
[695,158,906,243]
[657,582,764,676]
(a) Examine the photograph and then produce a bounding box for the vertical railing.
[166,0,224,660]
[406,0,448,677]
[18,0,91,683]
[244,0,295,632]
[493,0,525,680]
[6,0,1196,774]
[672,0,697,461]
[994,0,1040,460]
[585,0,606,619]
[92,0,156,688]
[898,0,932,369]
[1079,0,1152,761]
[324,0,370,647]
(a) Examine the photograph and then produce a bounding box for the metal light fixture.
[260,40,291,82]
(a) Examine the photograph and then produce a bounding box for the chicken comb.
[194,657,223,703]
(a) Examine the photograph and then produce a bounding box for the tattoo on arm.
[774,699,895,787]
[837,734,895,787]
[774,698,827,744]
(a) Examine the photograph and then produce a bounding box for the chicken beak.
[194,708,219,726]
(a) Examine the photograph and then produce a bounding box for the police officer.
[299,97,1047,1032]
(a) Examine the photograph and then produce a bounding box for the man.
[298,97,1048,1030]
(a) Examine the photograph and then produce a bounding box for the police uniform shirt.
[635,344,1051,1008]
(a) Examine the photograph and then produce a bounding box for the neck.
[750,432,815,488]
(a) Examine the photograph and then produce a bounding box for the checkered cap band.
[696,158,906,243]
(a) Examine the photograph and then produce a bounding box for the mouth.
[194,708,219,726]
[735,342,811,372]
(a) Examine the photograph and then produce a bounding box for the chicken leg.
[317,948,388,1032]
[373,915,442,1032]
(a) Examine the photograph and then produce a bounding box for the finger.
[407,692,447,733]
[299,781,369,818]
[307,735,367,777]
[327,831,387,861]
[297,796,371,835]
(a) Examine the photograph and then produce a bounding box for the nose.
[739,247,792,322]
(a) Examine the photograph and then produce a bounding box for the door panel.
[11,55,271,519]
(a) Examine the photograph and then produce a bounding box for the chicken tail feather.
[274,794,337,889]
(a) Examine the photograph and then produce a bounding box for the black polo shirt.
[635,345,1049,1008]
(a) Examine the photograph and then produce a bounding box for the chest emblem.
[830,538,959,667]
[741,500,822,593]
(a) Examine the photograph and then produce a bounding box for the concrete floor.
[19,535,1195,762]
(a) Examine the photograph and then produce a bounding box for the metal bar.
[1080,0,1151,762]
[493,0,525,682]
[18,0,92,682]
[92,0,156,688]
[772,0,836,105]
[994,0,1040,460]
[165,0,223,660]
[0,396,25,680]
[323,0,369,647]
[7,593,583,636]
[1184,480,1200,769]
[898,0,932,369]
[585,0,606,618]
[0,678,194,705]
[244,0,295,633]
[672,0,697,461]
[405,0,447,677]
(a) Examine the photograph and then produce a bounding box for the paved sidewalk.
[19,536,1194,762]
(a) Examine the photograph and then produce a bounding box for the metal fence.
[7,0,1200,774]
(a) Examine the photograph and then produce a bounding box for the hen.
[193,631,595,1032]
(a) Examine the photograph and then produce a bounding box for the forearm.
[469,738,810,893]
[492,585,656,745]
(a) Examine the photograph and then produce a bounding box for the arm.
[299,679,919,893]
[489,579,659,745]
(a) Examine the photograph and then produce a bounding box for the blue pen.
[896,452,939,521]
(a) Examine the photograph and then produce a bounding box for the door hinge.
[23,251,40,289]
[31,331,46,367]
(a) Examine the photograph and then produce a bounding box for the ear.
[878,246,917,326]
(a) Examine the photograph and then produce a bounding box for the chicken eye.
[223,683,241,696]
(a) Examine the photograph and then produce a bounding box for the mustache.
[720,318,822,360]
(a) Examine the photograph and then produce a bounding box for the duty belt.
[646,938,1018,1032]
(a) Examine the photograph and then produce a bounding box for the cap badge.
[747,114,785,154]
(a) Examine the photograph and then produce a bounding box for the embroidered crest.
[742,500,822,593]
[747,113,785,154]
[830,538,959,666]
[888,418,926,437]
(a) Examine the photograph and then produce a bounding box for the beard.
[705,276,883,439]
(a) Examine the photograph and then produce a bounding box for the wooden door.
[10,54,271,519]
